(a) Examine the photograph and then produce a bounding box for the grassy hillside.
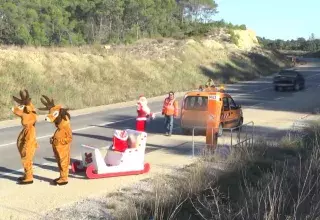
[0,28,291,121]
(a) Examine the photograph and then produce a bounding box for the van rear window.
[183,96,208,111]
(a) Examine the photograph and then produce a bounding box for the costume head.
[12,89,37,126]
[137,95,150,114]
[138,95,147,105]
[39,95,71,126]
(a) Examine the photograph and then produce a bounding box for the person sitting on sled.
[136,95,155,132]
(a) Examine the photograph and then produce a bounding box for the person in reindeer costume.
[39,95,72,186]
[136,95,155,132]
[12,90,38,184]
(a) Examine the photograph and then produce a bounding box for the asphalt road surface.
[1,58,320,177]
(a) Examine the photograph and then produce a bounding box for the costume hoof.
[17,180,33,185]
[54,181,68,186]
[17,177,25,181]
[52,178,68,185]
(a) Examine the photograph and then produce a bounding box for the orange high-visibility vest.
[162,98,178,116]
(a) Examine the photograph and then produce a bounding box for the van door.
[228,97,241,127]
[181,95,208,130]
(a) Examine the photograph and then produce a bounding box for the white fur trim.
[114,130,128,140]
[137,117,147,121]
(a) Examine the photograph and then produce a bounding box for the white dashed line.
[0,112,162,148]
[253,87,272,93]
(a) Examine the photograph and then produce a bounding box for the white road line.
[0,112,161,148]
[249,103,264,107]
[253,87,272,93]
[0,162,55,178]
[306,73,320,79]
[275,97,284,100]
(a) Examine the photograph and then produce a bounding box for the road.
[1,58,320,177]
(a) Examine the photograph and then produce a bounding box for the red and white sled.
[71,129,150,179]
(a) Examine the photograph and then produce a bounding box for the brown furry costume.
[39,95,72,185]
[12,90,38,184]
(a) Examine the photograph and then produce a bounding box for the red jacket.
[137,103,154,121]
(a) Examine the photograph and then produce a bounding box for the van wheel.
[218,124,223,136]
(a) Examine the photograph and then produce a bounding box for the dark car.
[273,70,305,91]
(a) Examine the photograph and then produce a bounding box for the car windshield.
[183,96,208,111]
[278,71,297,76]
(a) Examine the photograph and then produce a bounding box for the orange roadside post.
[206,92,223,150]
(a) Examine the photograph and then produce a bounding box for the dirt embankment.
[0,28,290,121]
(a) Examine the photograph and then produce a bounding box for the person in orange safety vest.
[162,91,179,136]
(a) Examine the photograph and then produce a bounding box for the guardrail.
[190,121,255,157]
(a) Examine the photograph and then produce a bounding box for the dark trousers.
[164,115,174,134]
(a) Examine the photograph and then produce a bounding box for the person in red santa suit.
[136,95,155,132]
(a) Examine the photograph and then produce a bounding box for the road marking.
[0,113,161,148]
[253,87,272,93]
[275,97,284,100]
[306,73,320,79]
[249,103,263,107]
[0,162,54,178]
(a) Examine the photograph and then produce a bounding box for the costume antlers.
[39,95,71,124]
[13,89,31,106]
[12,89,36,114]
[39,95,55,111]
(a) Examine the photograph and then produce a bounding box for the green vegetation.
[0,33,290,121]
[258,33,320,52]
[227,29,240,45]
[105,121,320,220]
[0,0,246,46]
[0,0,291,123]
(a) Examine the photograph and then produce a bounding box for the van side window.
[228,97,237,110]
[223,97,229,111]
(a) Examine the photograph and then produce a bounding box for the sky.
[213,0,319,40]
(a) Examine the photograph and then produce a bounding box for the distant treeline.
[258,34,320,52]
[0,0,246,46]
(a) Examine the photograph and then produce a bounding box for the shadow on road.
[0,166,53,183]
[87,115,181,136]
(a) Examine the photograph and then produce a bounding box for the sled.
[71,129,150,179]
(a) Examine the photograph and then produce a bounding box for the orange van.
[180,86,243,135]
